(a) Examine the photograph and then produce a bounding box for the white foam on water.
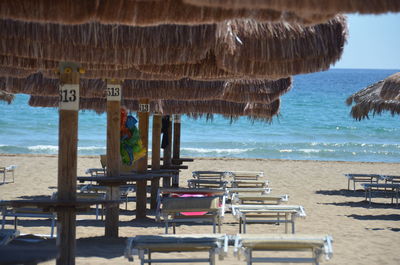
[181,147,253,154]
[28,145,58,152]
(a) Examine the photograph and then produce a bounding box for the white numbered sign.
[59,84,79,110]
[106,84,121,101]
[139,104,150,112]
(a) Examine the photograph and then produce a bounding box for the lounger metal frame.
[231,205,306,234]
[233,234,333,265]
[1,165,16,184]
[125,234,228,265]
[345,173,380,191]
[362,183,400,206]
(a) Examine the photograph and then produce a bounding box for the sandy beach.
[1,154,400,265]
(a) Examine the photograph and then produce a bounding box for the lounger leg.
[239,217,242,233]
[173,222,176,234]
[243,216,247,234]
[348,179,350,190]
[12,170,14,183]
[285,213,288,234]
[209,249,216,265]
[369,188,372,206]
[96,204,99,220]
[51,217,55,238]
[213,218,216,234]
[245,249,252,265]
[14,216,17,230]
[291,213,295,234]
[148,251,151,265]
[1,214,6,229]
[165,221,169,234]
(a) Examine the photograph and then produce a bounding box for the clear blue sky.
[334,13,400,70]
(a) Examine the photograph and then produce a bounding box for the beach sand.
[1,154,400,265]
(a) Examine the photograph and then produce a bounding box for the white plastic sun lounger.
[159,196,224,234]
[232,193,289,205]
[125,234,228,265]
[231,179,269,189]
[1,165,17,184]
[362,183,400,206]
[188,179,228,189]
[234,234,333,265]
[345,173,380,191]
[227,171,265,180]
[231,205,306,234]
[1,206,56,238]
[192,171,226,181]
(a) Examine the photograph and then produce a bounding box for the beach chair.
[159,196,224,234]
[1,206,56,238]
[345,173,380,191]
[232,193,289,205]
[231,205,306,234]
[233,234,333,265]
[80,184,134,210]
[125,234,228,264]
[188,179,228,189]
[0,229,20,245]
[228,171,265,180]
[192,171,226,182]
[230,179,269,189]
[226,188,271,201]
[1,165,17,184]
[380,175,400,185]
[362,183,400,206]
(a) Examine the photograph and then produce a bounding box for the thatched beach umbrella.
[183,0,400,14]
[346,72,400,120]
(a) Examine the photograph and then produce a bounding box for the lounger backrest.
[162,196,220,213]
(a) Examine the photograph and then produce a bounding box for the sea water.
[1,69,399,162]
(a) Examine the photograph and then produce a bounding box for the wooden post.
[172,115,181,187]
[150,114,161,209]
[173,115,181,162]
[136,99,149,219]
[163,115,172,166]
[57,62,80,265]
[105,79,121,238]
[162,115,172,187]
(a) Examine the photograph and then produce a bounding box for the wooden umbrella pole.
[173,114,181,162]
[136,99,150,219]
[105,79,121,238]
[57,62,80,265]
[172,115,181,187]
[163,115,173,166]
[150,114,161,209]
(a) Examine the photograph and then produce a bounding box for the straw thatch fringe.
[28,95,280,120]
[183,0,400,14]
[215,15,347,78]
[346,72,400,120]
[4,73,290,103]
[0,0,287,26]
[0,89,14,104]
[0,38,210,66]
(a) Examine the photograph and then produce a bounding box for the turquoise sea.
[1,69,399,162]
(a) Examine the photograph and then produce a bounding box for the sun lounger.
[362,183,400,206]
[345,173,380,191]
[230,179,269,188]
[192,171,226,182]
[227,171,265,180]
[125,234,228,264]
[80,184,134,210]
[231,205,306,234]
[1,165,17,184]
[159,196,224,234]
[0,229,20,245]
[1,206,56,238]
[380,175,400,185]
[233,234,333,265]
[226,188,271,201]
[232,193,289,205]
[188,179,228,189]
